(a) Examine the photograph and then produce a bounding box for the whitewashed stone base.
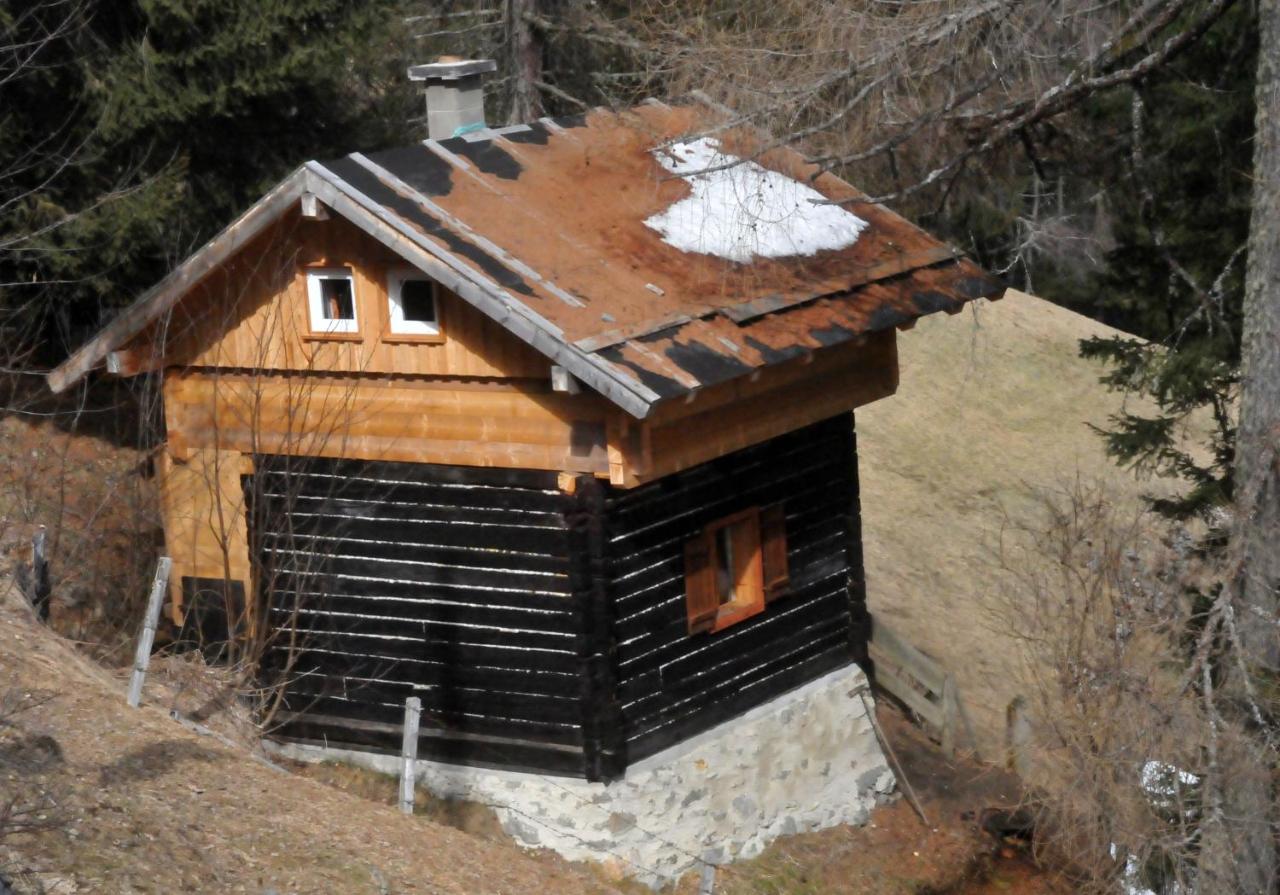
[269,662,894,888]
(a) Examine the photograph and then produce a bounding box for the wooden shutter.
[761,503,790,602]
[684,533,718,633]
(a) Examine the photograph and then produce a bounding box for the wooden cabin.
[49,64,1003,785]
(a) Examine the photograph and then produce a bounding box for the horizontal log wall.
[602,413,868,763]
[250,455,590,776]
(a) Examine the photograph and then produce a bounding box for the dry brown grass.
[858,289,1197,758]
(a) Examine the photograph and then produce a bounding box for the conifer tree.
[1076,4,1256,528]
[0,0,412,358]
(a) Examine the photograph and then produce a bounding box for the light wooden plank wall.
[163,371,614,477]
[627,331,898,483]
[130,208,902,490]
[156,447,253,624]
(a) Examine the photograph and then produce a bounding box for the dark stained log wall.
[249,412,868,779]
[249,456,590,776]
[601,413,868,764]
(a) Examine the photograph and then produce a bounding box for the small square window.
[685,504,789,635]
[388,270,441,337]
[305,268,358,334]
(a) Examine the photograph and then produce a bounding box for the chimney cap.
[408,58,497,82]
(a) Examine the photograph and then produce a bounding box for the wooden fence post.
[400,696,422,816]
[127,556,172,708]
[22,526,52,622]
[941,674,958,758]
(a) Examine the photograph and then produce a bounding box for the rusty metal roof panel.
[591,260,1002,397]
[312,103,1006,409]
[51,102,1005,406]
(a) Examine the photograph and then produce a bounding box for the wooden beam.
[646,331,892,427]
[105,348,166,378]
[299,192,329,220]
[550,365,581,394]
[640,340,897,482]
[163,371,614,476]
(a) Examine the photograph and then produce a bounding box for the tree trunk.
[1235,0,1280,672]
[506,0,543,124]
[1200,2,1280,891]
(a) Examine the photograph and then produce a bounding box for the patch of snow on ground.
[1140,760,1199,799]
[644,137,869,263]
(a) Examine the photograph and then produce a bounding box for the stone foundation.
[270,662,894,887]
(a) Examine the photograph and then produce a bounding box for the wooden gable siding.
[132,210,549,380]
[601,413,868,763]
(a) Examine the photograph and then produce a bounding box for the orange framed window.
[684,504,789,635]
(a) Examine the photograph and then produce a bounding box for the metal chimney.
[408,57,497,141]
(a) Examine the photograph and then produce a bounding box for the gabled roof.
[48,101,1004,416]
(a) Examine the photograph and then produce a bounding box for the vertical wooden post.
[1006,696,1032,779]
[29,526,50,622]
[127,556,173,708]
[941,674,958,758]
[567,475,626,782]
[843,413,872,668]
[400,696,422,816]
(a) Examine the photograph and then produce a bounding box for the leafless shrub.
[989,480,1272,893]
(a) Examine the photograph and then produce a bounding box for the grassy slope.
[858,289,1167,756]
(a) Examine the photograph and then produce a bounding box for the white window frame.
[387,269,441,337]
[305,267,359,334]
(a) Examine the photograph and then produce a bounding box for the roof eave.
[46,169,311,394]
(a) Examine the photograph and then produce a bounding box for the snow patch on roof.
[644,138,869,263]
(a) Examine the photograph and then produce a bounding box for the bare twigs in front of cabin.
[1,2,168,663]
[986,480,1276,895]
[142,215,409,740]
[0,1,166,655]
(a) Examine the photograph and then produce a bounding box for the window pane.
[320,278,355,320]
[400,280,436,323]
[715,525,735,604]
